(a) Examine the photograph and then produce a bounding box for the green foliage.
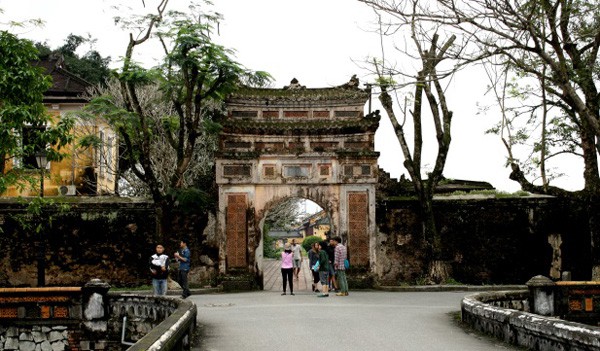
[80,1,272,205]
[0,30,74,194]
[171,187,214,213]
[263,233,279,259]
[10,197,70,235]
[301,235,322,252]
[35,34,112,85]
[443,277,463,285]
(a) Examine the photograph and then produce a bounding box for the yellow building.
[2,56,117,197]
[300,210,331,240]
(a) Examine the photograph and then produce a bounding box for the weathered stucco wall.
[376,196,591,285]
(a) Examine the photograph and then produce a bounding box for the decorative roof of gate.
[227,77,370,105]
[222,111,380,135]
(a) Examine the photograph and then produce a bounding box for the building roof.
[226,77,370,106]
[267,229,302,238]
[34,54,91,103]
[220,111,380,135]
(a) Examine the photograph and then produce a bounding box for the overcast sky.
[1,0,585,192]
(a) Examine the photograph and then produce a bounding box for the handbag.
[344,259,350,269]
[312,261,320,272]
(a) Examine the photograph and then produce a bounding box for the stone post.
[81,279,111,333]
[526,275,556,316]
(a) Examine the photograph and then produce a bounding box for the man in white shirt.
[291,239,303,280]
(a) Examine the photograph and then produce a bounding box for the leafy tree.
[35,34,112,86]
[0,30,74,195]
[79,1,270,234]
[301,235,322,253]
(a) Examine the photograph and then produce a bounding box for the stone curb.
[117,285,527,295]
[375,285,527,292]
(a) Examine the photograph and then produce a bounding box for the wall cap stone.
[526,275,555,287]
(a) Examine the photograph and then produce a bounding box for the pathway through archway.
[262,258,313,292]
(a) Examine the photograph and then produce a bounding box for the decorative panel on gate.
[226,194,247,268]
[348,192,369,266]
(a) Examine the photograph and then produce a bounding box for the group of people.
[149,239,191,298]
[281,237,349,297]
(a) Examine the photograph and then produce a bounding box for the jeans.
[178,269,190,297]
[152,279,167,296]
[337,270,348,293]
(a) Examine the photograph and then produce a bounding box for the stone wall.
[0,195,591,288]
[376,196,591,285]
[0,198,218,288]
[0,283,197,351]
[0,325,75,351]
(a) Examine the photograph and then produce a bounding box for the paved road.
[190,290,521,351]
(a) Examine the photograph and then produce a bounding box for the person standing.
[174,239,191,299]
[332,237,349,296]
[325,238,338,292]
[281,242,294,295]
[149,244,169,296]
[307,242,320,293]
[317,241,330,297]
[291,239,302,280]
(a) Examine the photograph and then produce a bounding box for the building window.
[264,165,276,178]
[22,125,47,169]
[344,164,371,177]
[231,110,257,118]
[319,165,331,177]
[283,165,310,178]
[335,110,362,118]
[223,164,252,177]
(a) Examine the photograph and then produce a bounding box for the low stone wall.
[462,290,600,350]
[108,294,197,351]
[0,283,197,351]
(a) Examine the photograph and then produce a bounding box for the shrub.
[302,235,323,252]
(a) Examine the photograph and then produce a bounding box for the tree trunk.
[428,260,452,284]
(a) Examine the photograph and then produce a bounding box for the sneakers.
[336,292,349,296]
[317,293,329,297]
[281,292,286,295]
[290,292,295,296]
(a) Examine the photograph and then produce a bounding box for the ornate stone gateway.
[216,78,379,279]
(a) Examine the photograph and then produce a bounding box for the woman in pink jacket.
[281,242,294,295]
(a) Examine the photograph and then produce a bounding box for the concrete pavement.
[191,290,520,351]
[190,259,521,350]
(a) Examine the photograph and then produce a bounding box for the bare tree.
[360,0,464,282]
[436,0,600,278]
[265,198,303,231]
[363,0,600,279]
